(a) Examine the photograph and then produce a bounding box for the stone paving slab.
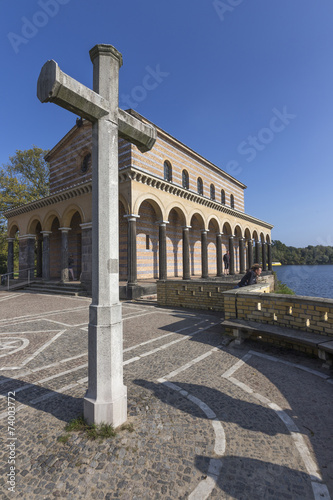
[0,290,332,499]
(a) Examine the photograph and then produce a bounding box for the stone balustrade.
[223,287,333,337]
[157,277,333,338]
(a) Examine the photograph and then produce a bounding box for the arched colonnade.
[6,196,272,288]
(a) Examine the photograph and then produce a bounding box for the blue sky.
[1,0,333,247]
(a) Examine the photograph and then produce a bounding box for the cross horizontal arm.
[118,109,157,152]
[37,60,109,122]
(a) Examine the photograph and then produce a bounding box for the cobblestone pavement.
[0,290,332,500]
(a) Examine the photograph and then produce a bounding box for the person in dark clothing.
[236,263,262,287]
[223,251,230,275]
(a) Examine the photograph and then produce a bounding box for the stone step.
[26,283,86,297]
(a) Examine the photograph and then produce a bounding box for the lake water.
[273,265,333,300]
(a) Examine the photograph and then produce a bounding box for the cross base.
[84,390,127,428]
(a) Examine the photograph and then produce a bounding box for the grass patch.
[273,280,295,295]
[57,434,70,444]
[63,414,116,441]
[119,422,135,433]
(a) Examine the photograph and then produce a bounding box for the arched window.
[210,184,215,200]
[197,177,203,195]
[230,194,234,209]
[221,189,225,205]
[182,169,189,189]
[164,161,172,182]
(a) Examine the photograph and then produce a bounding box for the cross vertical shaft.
[84,45,127,427]
[37,43,156,428]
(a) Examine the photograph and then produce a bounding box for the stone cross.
[37,44,156,427]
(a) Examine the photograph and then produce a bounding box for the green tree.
[0,146,49,273]
[0,146,49,227]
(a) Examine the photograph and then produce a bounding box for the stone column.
[18,235,35,280]
[124,215,139,298]
[59,227,71,282]
[247,239,253,269]
[267,243,272,271]
[41,231,52,281]
[229,236,235,275]
[182,226,191,280]
[255,240,261,264]
[239,237,245,274]
[158,221,168,280]
[80,223,92,291]
[36,234,43,278]
[216,233,222,277]
[201,230,208,279]
[7,238,14,277]
[262,242,267,271]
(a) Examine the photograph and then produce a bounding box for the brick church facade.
[5,110,273,297]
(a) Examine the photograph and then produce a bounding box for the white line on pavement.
[0,330,67,371]
[247,350,331,380]
[222,352,331,500]
[157,347,225,500]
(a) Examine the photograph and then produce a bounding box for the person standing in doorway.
[223,250,230,275]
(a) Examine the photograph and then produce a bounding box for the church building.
[5,110,273,298]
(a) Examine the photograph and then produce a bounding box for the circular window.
[81,153,91,174]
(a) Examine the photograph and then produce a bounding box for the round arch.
[189,211,205,230]
[244,227,252,240]
[252,230,259,241]
[166,202,187,227]
[134,193,164,220]
[62,204,85,228]
[137,197,163,221]
[207,215,221,233]
[8,222,20,238]
[222,221,233,235]
[27,216,43,235]
[43,210,62,232]
[119,193,130,215]
[234,224,243,238]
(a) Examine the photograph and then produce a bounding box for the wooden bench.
[221,319,333,368]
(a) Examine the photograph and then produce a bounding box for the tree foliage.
[0,146,49,228]
[0,146,49,273]
[272,240,333,265]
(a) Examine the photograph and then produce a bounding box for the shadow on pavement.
[0,375,83,423]
[133,378,289,436]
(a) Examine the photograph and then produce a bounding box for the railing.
[0,268,36,291]
[1,271,14,290]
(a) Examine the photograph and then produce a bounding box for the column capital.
[80,222,92,230]
[59,227,72,232]
[155,220,169,226]
[6,237,15,242]
[201,229,209,234]
[124,214,140,222]
[40,231,52,236]
[18,234,36,240]
[182,226,191,230]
